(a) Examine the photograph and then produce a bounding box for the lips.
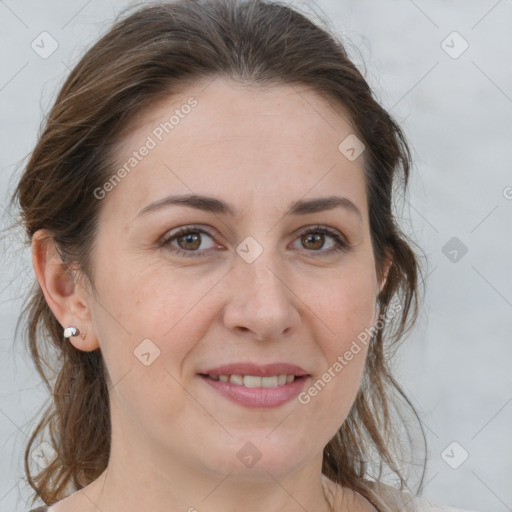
[199,362,309,378]
[197,362,310,407]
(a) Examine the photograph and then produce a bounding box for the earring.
[63,326,80,338]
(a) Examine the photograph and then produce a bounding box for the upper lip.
[199,363,309,377]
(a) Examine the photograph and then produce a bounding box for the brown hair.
[12,0,426,509]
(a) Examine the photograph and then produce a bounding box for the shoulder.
[369,482,477,512]
[410,495,478,512]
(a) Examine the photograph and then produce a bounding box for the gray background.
[1,1,511,511]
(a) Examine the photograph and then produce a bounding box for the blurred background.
[1,1,511,511]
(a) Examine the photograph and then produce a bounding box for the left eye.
[160,225,348,258]
[291,227,344,252]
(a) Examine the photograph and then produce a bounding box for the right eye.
[159,225,221,257]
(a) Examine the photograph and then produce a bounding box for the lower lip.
[199,375,309,408]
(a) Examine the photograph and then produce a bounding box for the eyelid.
[159,224,350,258]
[158,225,220,254]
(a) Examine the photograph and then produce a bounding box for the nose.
[222,251,300,342]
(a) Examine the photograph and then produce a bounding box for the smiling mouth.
[199,373,308,388]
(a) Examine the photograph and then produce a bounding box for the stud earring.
[63,326,80,338]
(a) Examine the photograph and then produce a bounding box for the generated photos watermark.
[93,97,198,200]
[298,299,402,405]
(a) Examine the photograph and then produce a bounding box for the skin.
[32,77,389,512]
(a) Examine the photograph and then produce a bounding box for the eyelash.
[159,224,350,258]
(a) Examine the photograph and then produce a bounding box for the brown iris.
[177,232,201,250]
[301,232,324,250]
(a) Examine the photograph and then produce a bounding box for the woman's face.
[84,77,385,482]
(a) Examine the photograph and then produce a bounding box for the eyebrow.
[136,193,362,220]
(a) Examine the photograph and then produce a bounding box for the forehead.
[103,77,368,222]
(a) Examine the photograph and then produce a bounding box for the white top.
[412,495,477,512]
[372,487,476,512]
[357,481,478,512]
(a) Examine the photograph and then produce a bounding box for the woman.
[13,0,472,511]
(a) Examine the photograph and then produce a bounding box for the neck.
[74,413,337,512]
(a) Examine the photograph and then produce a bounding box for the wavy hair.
[11,0,426,510]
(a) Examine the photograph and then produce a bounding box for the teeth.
[243,375,265,388]
[208,374,297,387]
[230,374,244,385]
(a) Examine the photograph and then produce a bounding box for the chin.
[197,438,312,481]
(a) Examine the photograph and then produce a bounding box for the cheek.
[306,264,378,346]
[90,274,196,432]
[91,257,221,381]
[92,248,181,336]
[301,264,377,418]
